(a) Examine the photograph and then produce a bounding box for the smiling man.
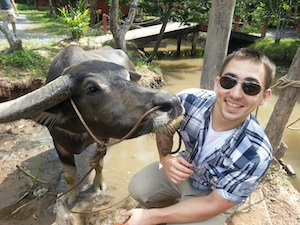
[120,48,276,225]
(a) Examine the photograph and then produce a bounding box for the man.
[120,48,276,225]
[0,0,18,36]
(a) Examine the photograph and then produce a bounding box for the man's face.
[213,58,271,130]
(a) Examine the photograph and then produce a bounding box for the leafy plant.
[58,0,90,40]
[140,0,211,25]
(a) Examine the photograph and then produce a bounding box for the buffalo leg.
[55,143,78,205]
[91,143,107,191]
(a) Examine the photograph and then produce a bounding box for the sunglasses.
[219,76,263,96]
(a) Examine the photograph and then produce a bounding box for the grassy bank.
[251,37,300,66]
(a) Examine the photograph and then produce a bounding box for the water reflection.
[154,58,204,92]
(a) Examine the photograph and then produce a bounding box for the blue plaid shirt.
[177,88,272,204]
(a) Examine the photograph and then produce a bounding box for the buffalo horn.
[0,75,72,123]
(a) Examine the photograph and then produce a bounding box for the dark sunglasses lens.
[242,82,261,96]
[220,76,262,96]
[220,76,236,89]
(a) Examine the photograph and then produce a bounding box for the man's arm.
[149,189,237,224]
[156,132,193,184]
[10,0,18,15]
[122,189,237,225]
[156,132,174,158]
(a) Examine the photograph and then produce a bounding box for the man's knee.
[128,173,144,201]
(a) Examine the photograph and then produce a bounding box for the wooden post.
[191,31,199,56]
[176,35,182,56]
[264,46,300,159]
[234,15,240,30]
[102,13,107,34]
[296,23,300,33]
[261,16,269,38]
[201,0,236,89]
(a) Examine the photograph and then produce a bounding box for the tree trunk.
[264,47,300,159]
[200,0,236,90]
[48,0,57,18]
[261,16,269,38]
[146,8,172,63]
[176,34,182,56]
[89,0,97,26]
[110,0,138,51]
[0,24,22,54]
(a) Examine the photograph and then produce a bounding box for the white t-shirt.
[199,116,236,162]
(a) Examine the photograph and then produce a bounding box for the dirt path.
[0,14,67,46]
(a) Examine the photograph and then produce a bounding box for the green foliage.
[0,49,50,78]
[139,0,211,25]
[58,0,90,40]
[234,0,264,21]
[250,37,300,63]
[171,0,211,24]
[236,0,300,43]
[16,3,36,11]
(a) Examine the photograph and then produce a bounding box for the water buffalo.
[0,45,184,204]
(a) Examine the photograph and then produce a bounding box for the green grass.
[251,37,300,64]
[0,4,70,77]
[20,9,67,36]
[0,49,51,78]
[18,4,104,38]
[0,4,105,78]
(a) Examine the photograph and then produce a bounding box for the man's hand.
[120,208,156,225]
[161,154,193,184]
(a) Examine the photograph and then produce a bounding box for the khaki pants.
[129,161,235,225]
[1,9,17,23]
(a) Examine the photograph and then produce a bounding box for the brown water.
[104,57,300,196]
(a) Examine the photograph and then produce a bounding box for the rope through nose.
[70,98,162,146]
[57,101,162,201]
[107,105,162,146]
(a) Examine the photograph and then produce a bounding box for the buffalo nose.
[153,92,183,116]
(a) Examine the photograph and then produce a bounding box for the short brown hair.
[219,48,276,89]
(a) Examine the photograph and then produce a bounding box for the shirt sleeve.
[215,134,272,204]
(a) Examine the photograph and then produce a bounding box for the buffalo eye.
[86,86,100,95]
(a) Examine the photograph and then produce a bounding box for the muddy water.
[104,57,300,200]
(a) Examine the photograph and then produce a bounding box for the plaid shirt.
[177,88,272,204]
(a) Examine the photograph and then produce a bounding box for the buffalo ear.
[129,70,142,82]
